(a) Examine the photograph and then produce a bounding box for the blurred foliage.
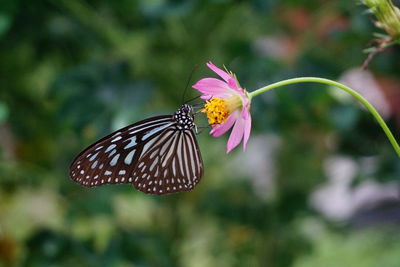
[0,0,400,266]
[295,225,400,267]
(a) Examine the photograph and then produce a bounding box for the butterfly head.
[174,104,195,130]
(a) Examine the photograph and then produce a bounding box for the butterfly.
[69,104,204,195]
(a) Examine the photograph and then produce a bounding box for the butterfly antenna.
[186,95,201,104]
[182,64,199,105]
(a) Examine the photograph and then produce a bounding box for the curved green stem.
[249,77,400,157]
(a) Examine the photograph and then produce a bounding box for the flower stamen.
[201,97,229,125]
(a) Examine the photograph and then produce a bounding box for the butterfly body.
[69,104,203,195]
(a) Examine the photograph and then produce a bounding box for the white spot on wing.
[105,144,116,153]
[112,132,121,137]
[124,149,136,165]
[110,154,120,166]
[91,160,98,169]
[111,136,122,142]
[172,158,177,176]
[149,158,158,171]
[108,149,117,157]
[124,136,137,149]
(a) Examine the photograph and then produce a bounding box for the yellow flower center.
[201,96,242,125]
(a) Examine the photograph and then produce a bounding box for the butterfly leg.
[196,125,212,135]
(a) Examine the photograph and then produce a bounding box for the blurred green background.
[1,0,400,266]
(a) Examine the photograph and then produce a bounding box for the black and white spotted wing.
[69,104,204,195]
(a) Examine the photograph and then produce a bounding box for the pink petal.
[241,106,250,120]
[192,78,235,98]
[226,115,245,153]
[227,77,244,95]
[206,62,232,82]
[210,111,238,137]
[242,114,251,152]
[200,94,212,100]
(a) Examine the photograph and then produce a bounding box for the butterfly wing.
[132,128,204,195]
[69,115,175,187]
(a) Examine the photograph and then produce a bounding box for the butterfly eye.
[181,104,193,115]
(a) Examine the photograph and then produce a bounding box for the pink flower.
[192,62,251,153]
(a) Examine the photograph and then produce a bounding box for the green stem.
[249,77,400,157]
